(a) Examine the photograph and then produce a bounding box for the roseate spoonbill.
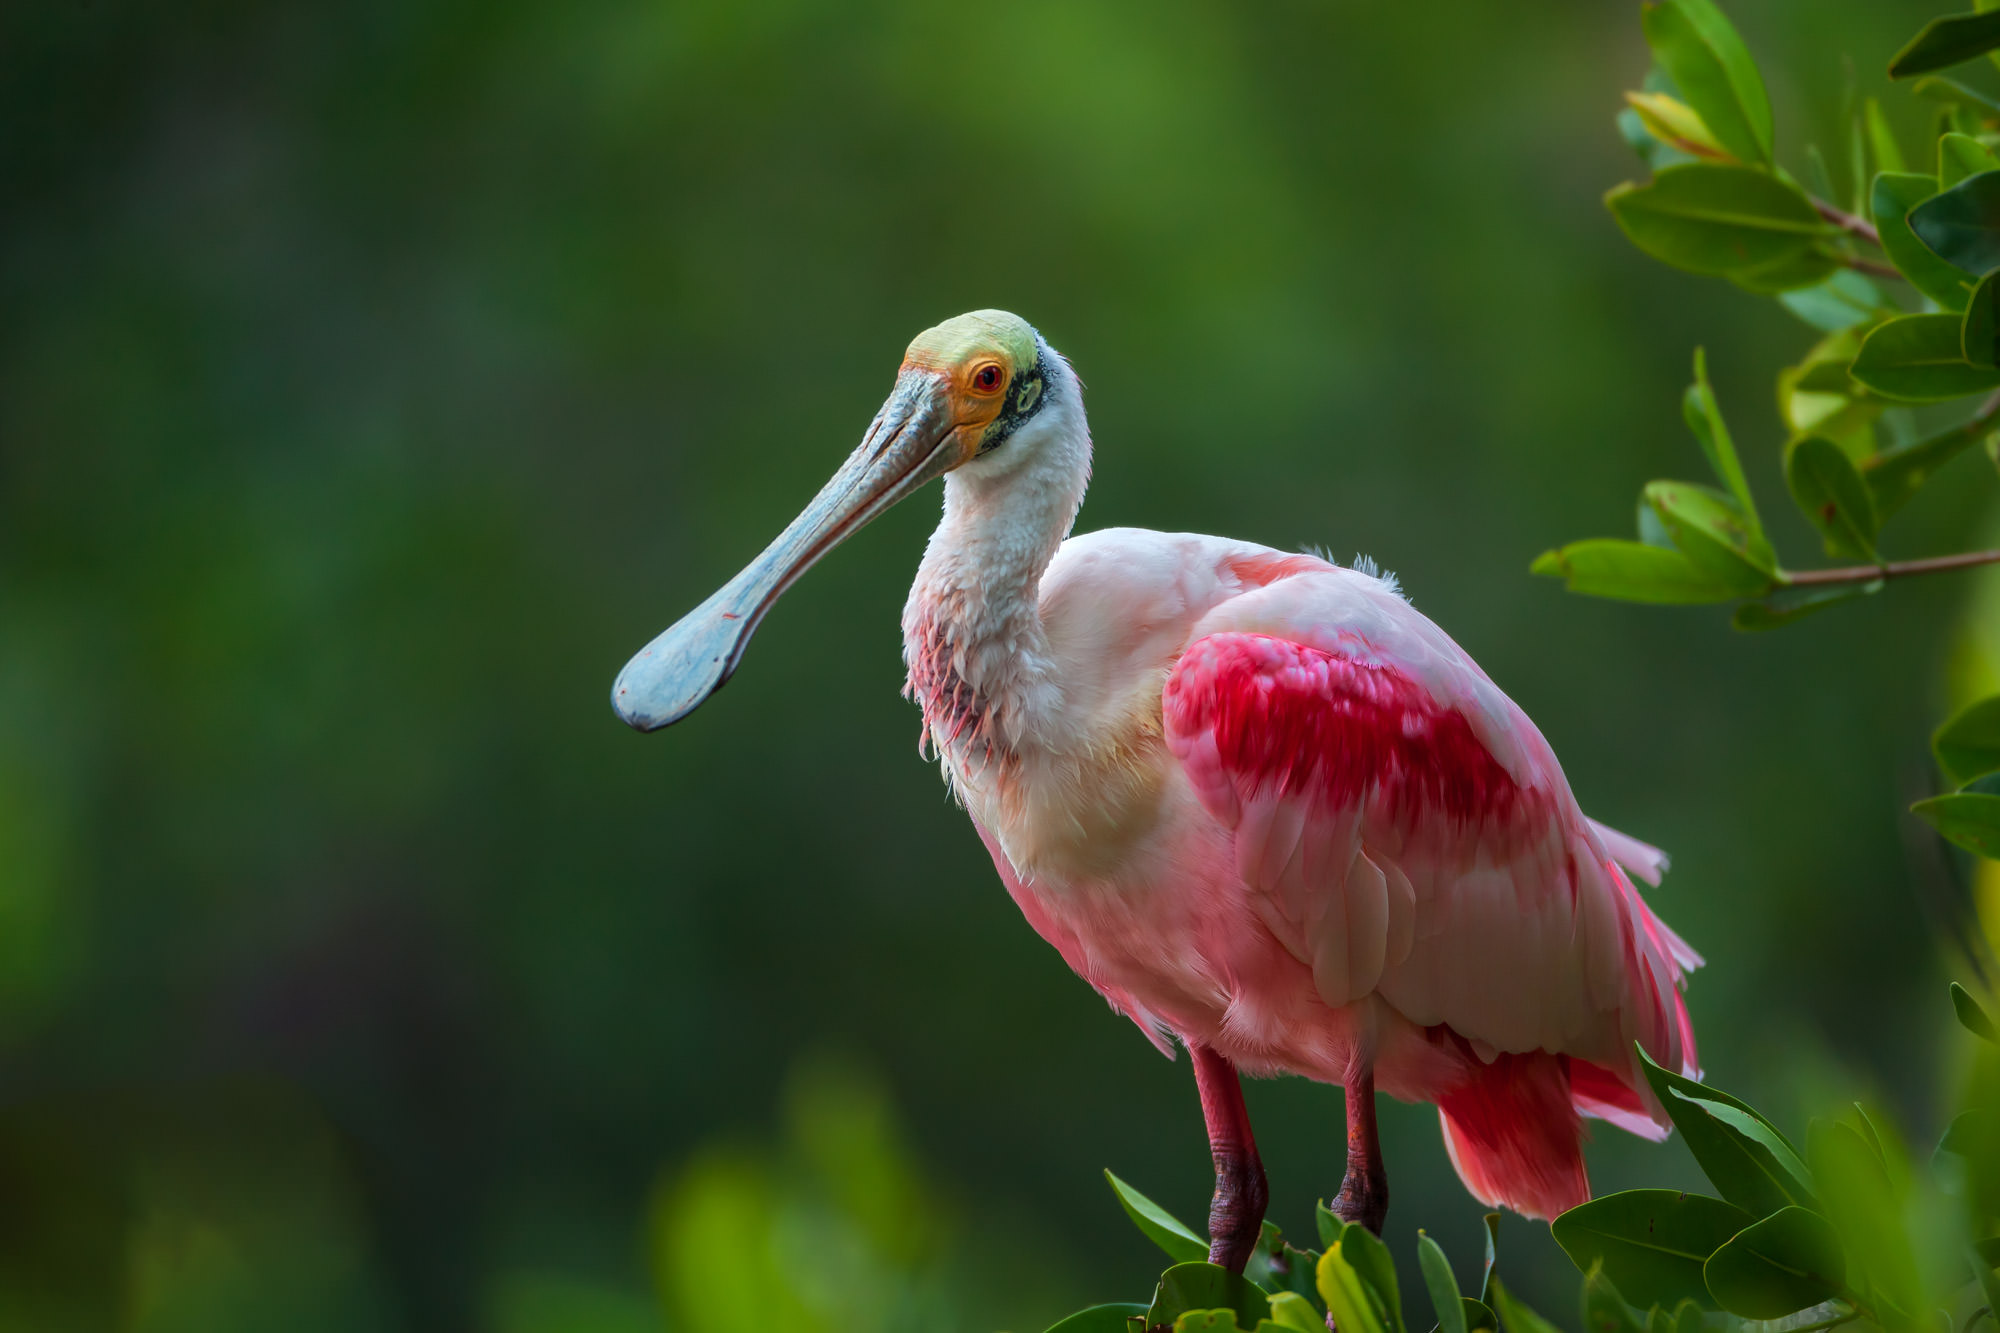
[612,311,1700,1268]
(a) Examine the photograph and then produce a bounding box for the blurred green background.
[3,0,1994,1328]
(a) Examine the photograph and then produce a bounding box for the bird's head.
[611,309,1071,731]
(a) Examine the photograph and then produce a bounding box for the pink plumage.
[941,541,1698,1222]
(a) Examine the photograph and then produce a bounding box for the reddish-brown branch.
[1813,197,1883,249]
[1785,549,2000,587]
[1841,253,1901,280]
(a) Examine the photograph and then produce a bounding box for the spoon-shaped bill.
[611,369,958,731]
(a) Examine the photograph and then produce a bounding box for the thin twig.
[1841,253,1901,280]
[1785,548,2000,587]
[1813,196,1883,249]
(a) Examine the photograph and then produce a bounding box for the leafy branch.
[1048,986,2000,1333]
[1538,0,2000,857]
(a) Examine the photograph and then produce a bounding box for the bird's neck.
[901,404,1091,767]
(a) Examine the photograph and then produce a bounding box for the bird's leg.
[1330,1065,1388,1235]
[1191,1044,1268,1274]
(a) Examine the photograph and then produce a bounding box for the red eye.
[973,364,1003,393]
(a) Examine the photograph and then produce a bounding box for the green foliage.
[1935,696,2000,784]
[1550,1191,1753,1307]
[1890,9,2000,79]
[1784,436,1880,560]
[1640,0,1773,164]
[1417,1233,1466,1333]
[1853,313,2000,398]
[1530,540,1742,604]
[1700,1208,1845,1317]
[1911,779,2000,856]
[1954,980,2000,1040]
[1604,166,1827,280]
[1543,0,2000,875]
[1107,1171,1210,1265]
[1913,170,2000,275]
[1052,979,2000,1333]
[1638,1046,1817,1218]
[1873,173,1970,308]
[1146,1264,1270,1332]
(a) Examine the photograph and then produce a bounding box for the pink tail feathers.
[1435,1052,1590,1222]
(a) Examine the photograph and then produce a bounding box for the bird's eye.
[972,364,1003,393]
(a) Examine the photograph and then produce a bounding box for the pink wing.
[1161,568,1698,1213]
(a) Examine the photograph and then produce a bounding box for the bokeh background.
[4,0,1995,1328]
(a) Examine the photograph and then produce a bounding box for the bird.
[611,310,1700,1268]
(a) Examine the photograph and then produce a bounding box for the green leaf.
[1965,267,2000,367]
[1488,1280,1564,1333]
[1105,1171,1209,1264]
[1638,1048,1818,1216]
[1953,981,2000,1041]
[1176,1312,1250,1333]
[1911,790,2000,857]
[1778,270,1885,332]
[1779,323,1883,448]
[1911,169,2000,275]
[1043,1305,1149,1333]
[1149,1264,1271,1333]
[1942,132,2000,189]
[1862,415,1997,517]
[1890,9,2000,78]
[1417,1234,1465,1333]
[1643,481,1777,593]
[1245,1224,1315,1299]
[1731,580,1883,631]
[1463,1299,1498,1333]
[1808,1118,1925,1321]
[1868,98,1908,176]
[1552,1190,1757,1307]
[1338,1227,1404,1333]
[1784,436,1880,561]
[1936,696,2000,784]
[1263,1292,1325,1333]
[1624,91,1729,160]
[1618,106,1696,172]
[1912,74,2000,119]
[1606,164,1825,276]
[1318,1248,1388,1333]
[1480,1214,1499,1303]
[1874,173,1972,308]
[1315,1202,1344,1252]
[1581,1267,1644,1333]
[1701,1207,1845,1319]
[1852,313,2000,400]
[1724,247,1842,295]
[1642,0,1773,165]
[1531,540,1739,605]
[1684,348,1762,534]
[1972,1241,2000,1333]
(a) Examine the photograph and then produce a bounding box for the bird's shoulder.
[1040,527,1396,641]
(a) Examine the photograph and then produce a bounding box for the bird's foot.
[1204,1144,1269,1273]
[1329,1165,1387,1236]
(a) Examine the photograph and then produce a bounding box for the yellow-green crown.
[904,310,1040,372]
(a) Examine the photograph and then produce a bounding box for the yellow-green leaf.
[1642,0,1773,165]
[1531,540,1739,605]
